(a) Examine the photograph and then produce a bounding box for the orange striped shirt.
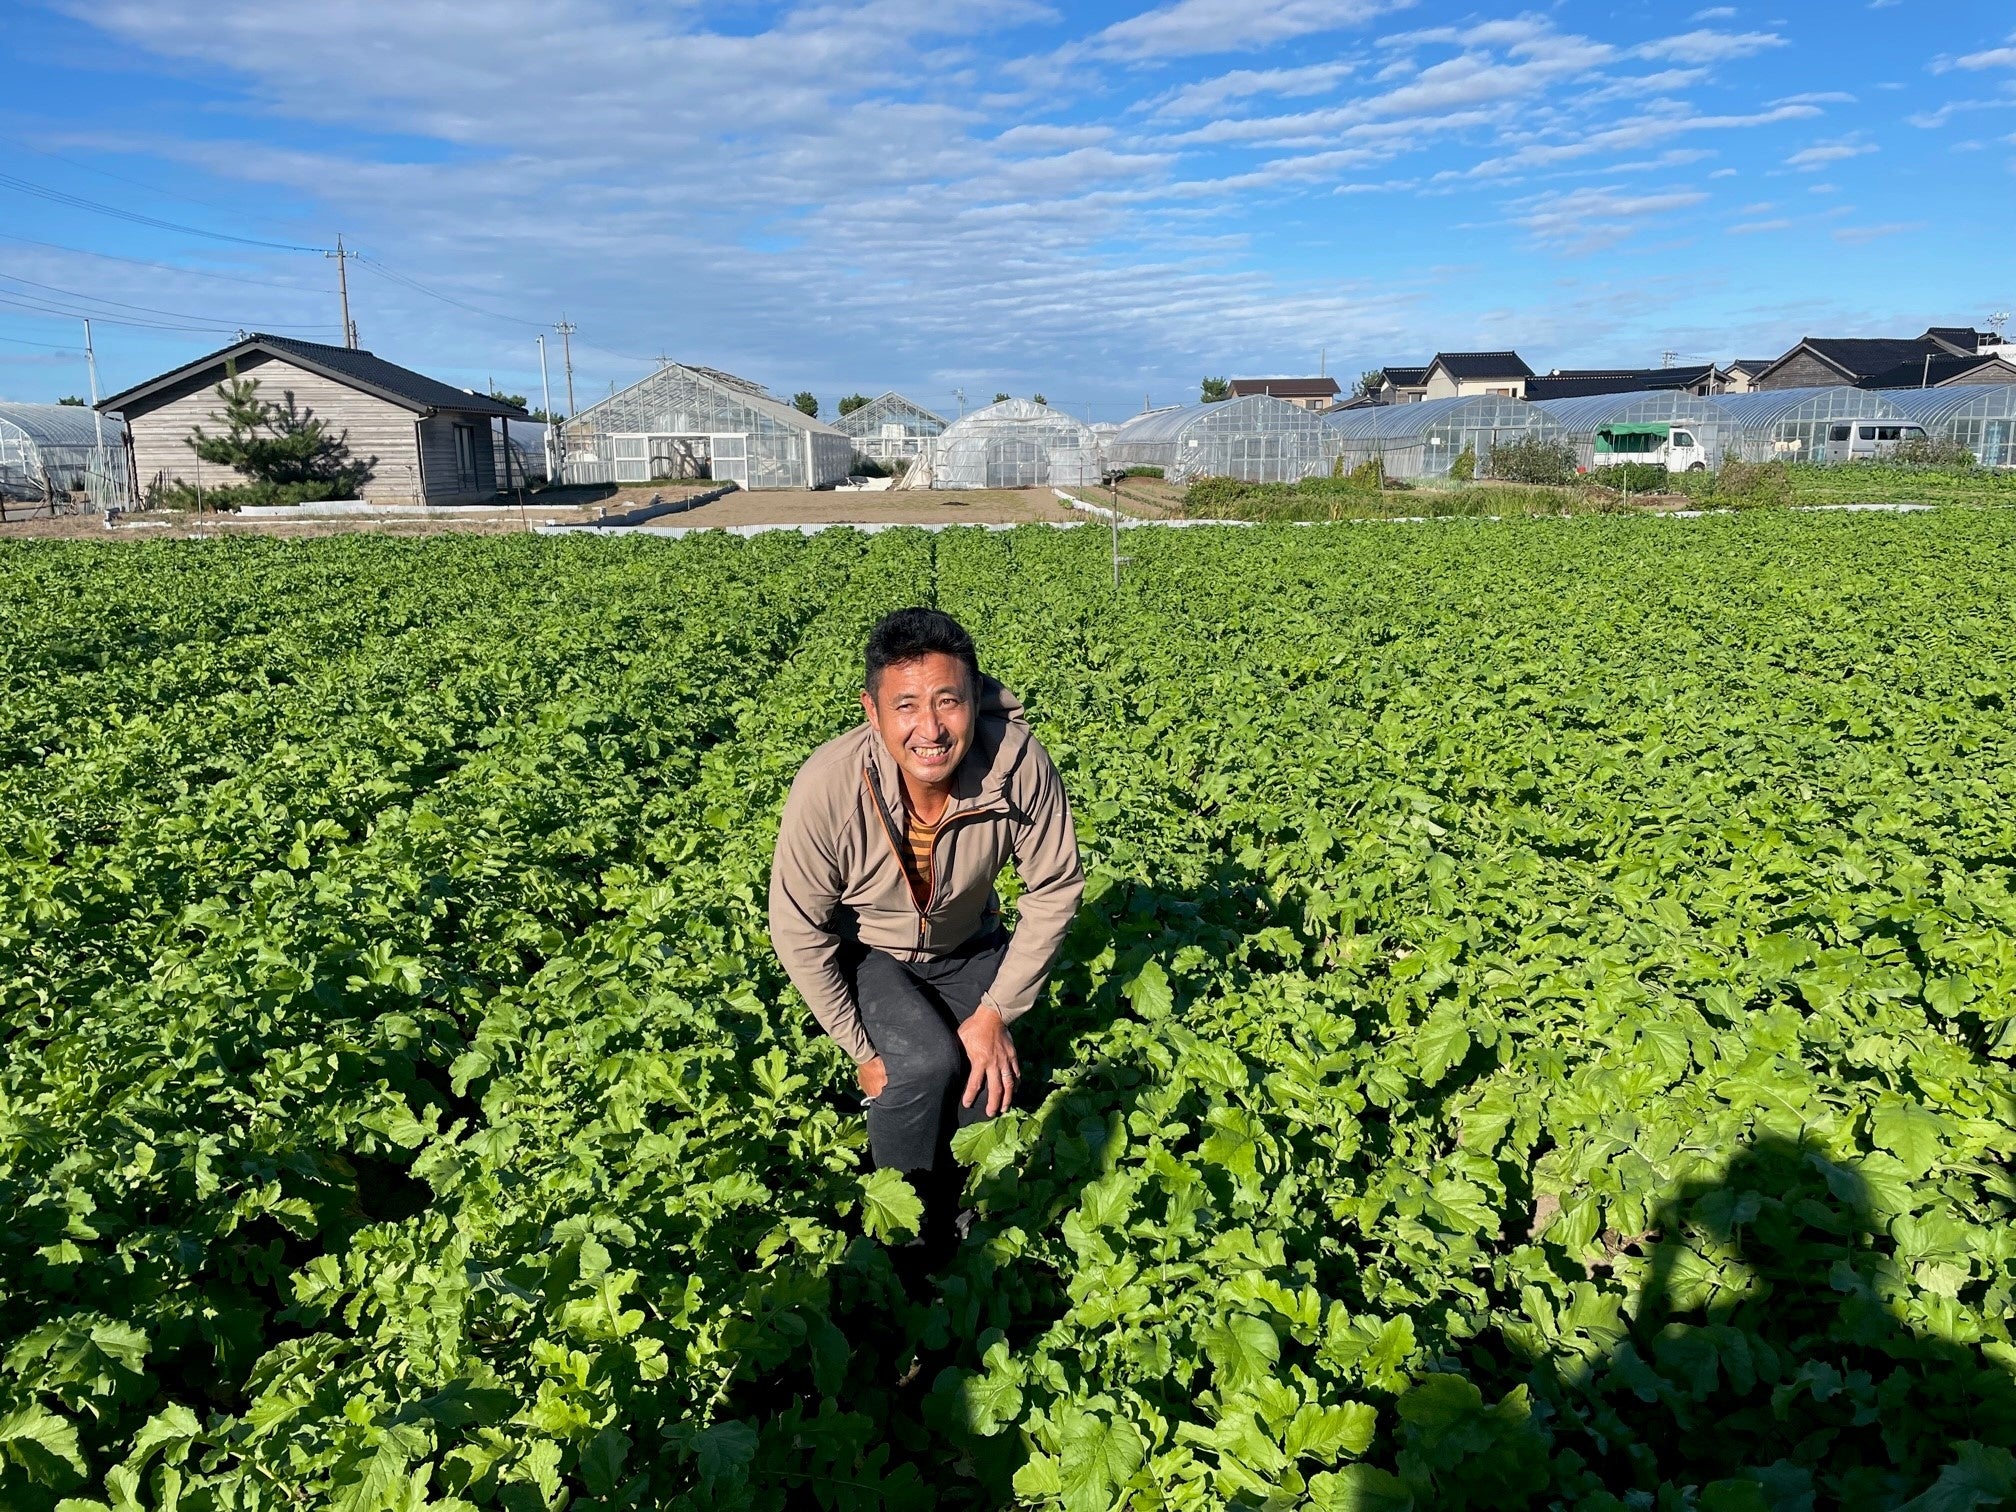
[899,803,944,910]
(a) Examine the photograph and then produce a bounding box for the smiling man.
[769,607,1084,1268]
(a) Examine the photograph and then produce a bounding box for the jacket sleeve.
[981,737,1085,1026]
[769,770,877,1065]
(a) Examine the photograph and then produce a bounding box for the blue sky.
[2,0,2012,420]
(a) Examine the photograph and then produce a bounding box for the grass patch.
[1184,473,1630,521]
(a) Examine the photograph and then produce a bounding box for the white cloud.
[1511,183,1709,252]
[1772,91,1855,105]
[1727,217,1792,233]
[1690,6,1737,18]
[1785,137,1877,169]
[1832,221,1925,244]
[1636,29,1784,64]
[1084,0,1403,60]
[1144,61,1358,118]
[1950,45,2016,71]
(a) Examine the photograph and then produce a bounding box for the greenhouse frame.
[1532,391,1736,471]
[831,392,947,464]
[559,363,852,490]
[1709,387,1907,464]
[1104,394,1328,483]
[1322,394,1561,480]
[904,398,1099,489]
[1877,384,2016,467]
[0,402,126,510]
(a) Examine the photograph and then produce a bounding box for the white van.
[1591,424,1710,472]
[1822,422,1926,463]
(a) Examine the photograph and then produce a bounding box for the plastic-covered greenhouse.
[491,418,549,483]
[831,392,947,464]
[1876,385,2016,467]
[904,398,1099,489]
[1531,391,1735,471]
[1709,387,1907,463]
[560,363,852,490]
[1323,394,1560,479]
[0,403,126,510]
[1104,394,1328,483]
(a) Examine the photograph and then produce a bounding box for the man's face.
[861,652,976,792]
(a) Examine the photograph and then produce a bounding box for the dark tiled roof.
[1429,351,1535,380]
[1381,366,1429,387]
[1526,365,1716,401]
[1923,327,1987,354]
[1727,358,1774,375]
[1858,354,2016,389]
[1228,376,1342,398]
[99,333,528,418]
[1785,337,1947,382]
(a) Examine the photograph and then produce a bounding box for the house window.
[453,424,479,491]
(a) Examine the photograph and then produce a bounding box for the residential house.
[1524,364,1723,402]
[1753,328,2011,390]
[99,333,527,506]
[1721,359,1774,394]
[1372,365,1429,404]
[1420,352,1534,400]
[1227,376,1341,412]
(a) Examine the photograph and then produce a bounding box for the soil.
[0,487,1079,543]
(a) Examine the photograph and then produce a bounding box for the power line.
[0,170,327,254]
[353,255,542,330]
[0,332,80,352]
[0,290,255,336]
[0,133,277,222]
[0,269,339,332]
[0,231,324,294]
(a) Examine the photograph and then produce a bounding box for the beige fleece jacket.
[768,676,1085,1064]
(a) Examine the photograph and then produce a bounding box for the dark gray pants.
[850,928,1010,1173]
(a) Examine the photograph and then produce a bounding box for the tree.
[489,387,529,411]
[1031,392,1047,406]
[792,391,819,418]
[994,393,1011,404]
[56,395,87,407]
[1200,376,1230,404]
[838,394,872,416]
[186,372,374,499]
[1354,370,1384,401]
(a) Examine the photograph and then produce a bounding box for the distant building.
[1372,366,1429,404]
[560,362,852,489]
[831,392,947,463]
[1524,364,1722,402]
[1722,359,1774,395]
[1227,376,1341,412]
[98,333,527,506]
[1420,352,1534,401]
[1754,329,2013,390]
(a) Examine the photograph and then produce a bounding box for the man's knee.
[883,1035,962,1098]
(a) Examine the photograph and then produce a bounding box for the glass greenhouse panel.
[1323,395,1560,480]
[558,364,850,490]
[832,393,948,463]
[1712,388,1908,464]
[0,403,127,510]
[905,398,1099,490]
[1105,395,1328,483]
[1879,384,2016,467]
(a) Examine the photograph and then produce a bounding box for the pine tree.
[186,373,373,498]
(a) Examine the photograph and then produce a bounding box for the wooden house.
[98,333,529,506]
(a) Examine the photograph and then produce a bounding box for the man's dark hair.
[865,607,980,696]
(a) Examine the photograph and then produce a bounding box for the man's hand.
[857,1056,888,1099]
[958,1006,1019,1117]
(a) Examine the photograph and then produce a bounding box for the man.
[769,607,1084,1265]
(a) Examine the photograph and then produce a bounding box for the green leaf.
[695,1421,758,1489]
[578,1426,629,1496]
[1414,1012,1471,1086]
[1286,1401,1377,1462]
[1898,1442,2016,1511]
[1057,1406,1145,1512]
[859,1168,924,1243]
[1700,1479,1771,1512]
[1309,1465,1415,1511]
[1872,1099,1946,1179]
[1202,1314,1281,1392]
[1125,959,1174,1020]
[0,1403,87,1487]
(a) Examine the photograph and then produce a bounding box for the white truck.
[1591,423,1710,472]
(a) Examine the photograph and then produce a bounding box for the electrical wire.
[0,171,328,253]
[0,231,326,294]
[0,133,274,222]
[0,290,256,336]
[0,332,79,352]
[0,270,340,333]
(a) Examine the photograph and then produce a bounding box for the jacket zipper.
[863,765,1005,950]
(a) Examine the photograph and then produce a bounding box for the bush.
[1716,458,1791,508]
[1450,444,1476,482]
[1607,462,1670,494]
[1183,475,1255,514]
[1121,465,1164,479]
[1489,436,1579,486]
[151,478,357,510]
[1886,434,1977,470]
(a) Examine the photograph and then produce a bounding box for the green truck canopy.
[1595,423,1671,453]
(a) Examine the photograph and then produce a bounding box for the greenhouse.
[1531,390,1736,472]
[1709,387,1908,464]
[1104,394,1328,483]
[559,363,852,490]
[1322,394,1560,480]
[1877,385,2016,467]
[831,392,947,464]
[904,397,1099,490]
[0,403,126,510]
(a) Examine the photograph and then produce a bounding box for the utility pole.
[326,234,356,348]
[82,318,109,509]
[555,317,578,418]
[1660,350,1677,369]
[537,334,560,481]
[954,387,966,416]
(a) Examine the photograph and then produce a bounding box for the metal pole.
[1110,473,1122,588]
[326,234,355,348]
[82,318,108,510]
[555,318,577,418]
[538,333,560,481]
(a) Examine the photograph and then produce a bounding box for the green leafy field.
[3,514,2014,1511]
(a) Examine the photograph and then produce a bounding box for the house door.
[649,435,711,479]
[453,423,479,492]
[711,434,749,487]
[985,438,1045,488]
